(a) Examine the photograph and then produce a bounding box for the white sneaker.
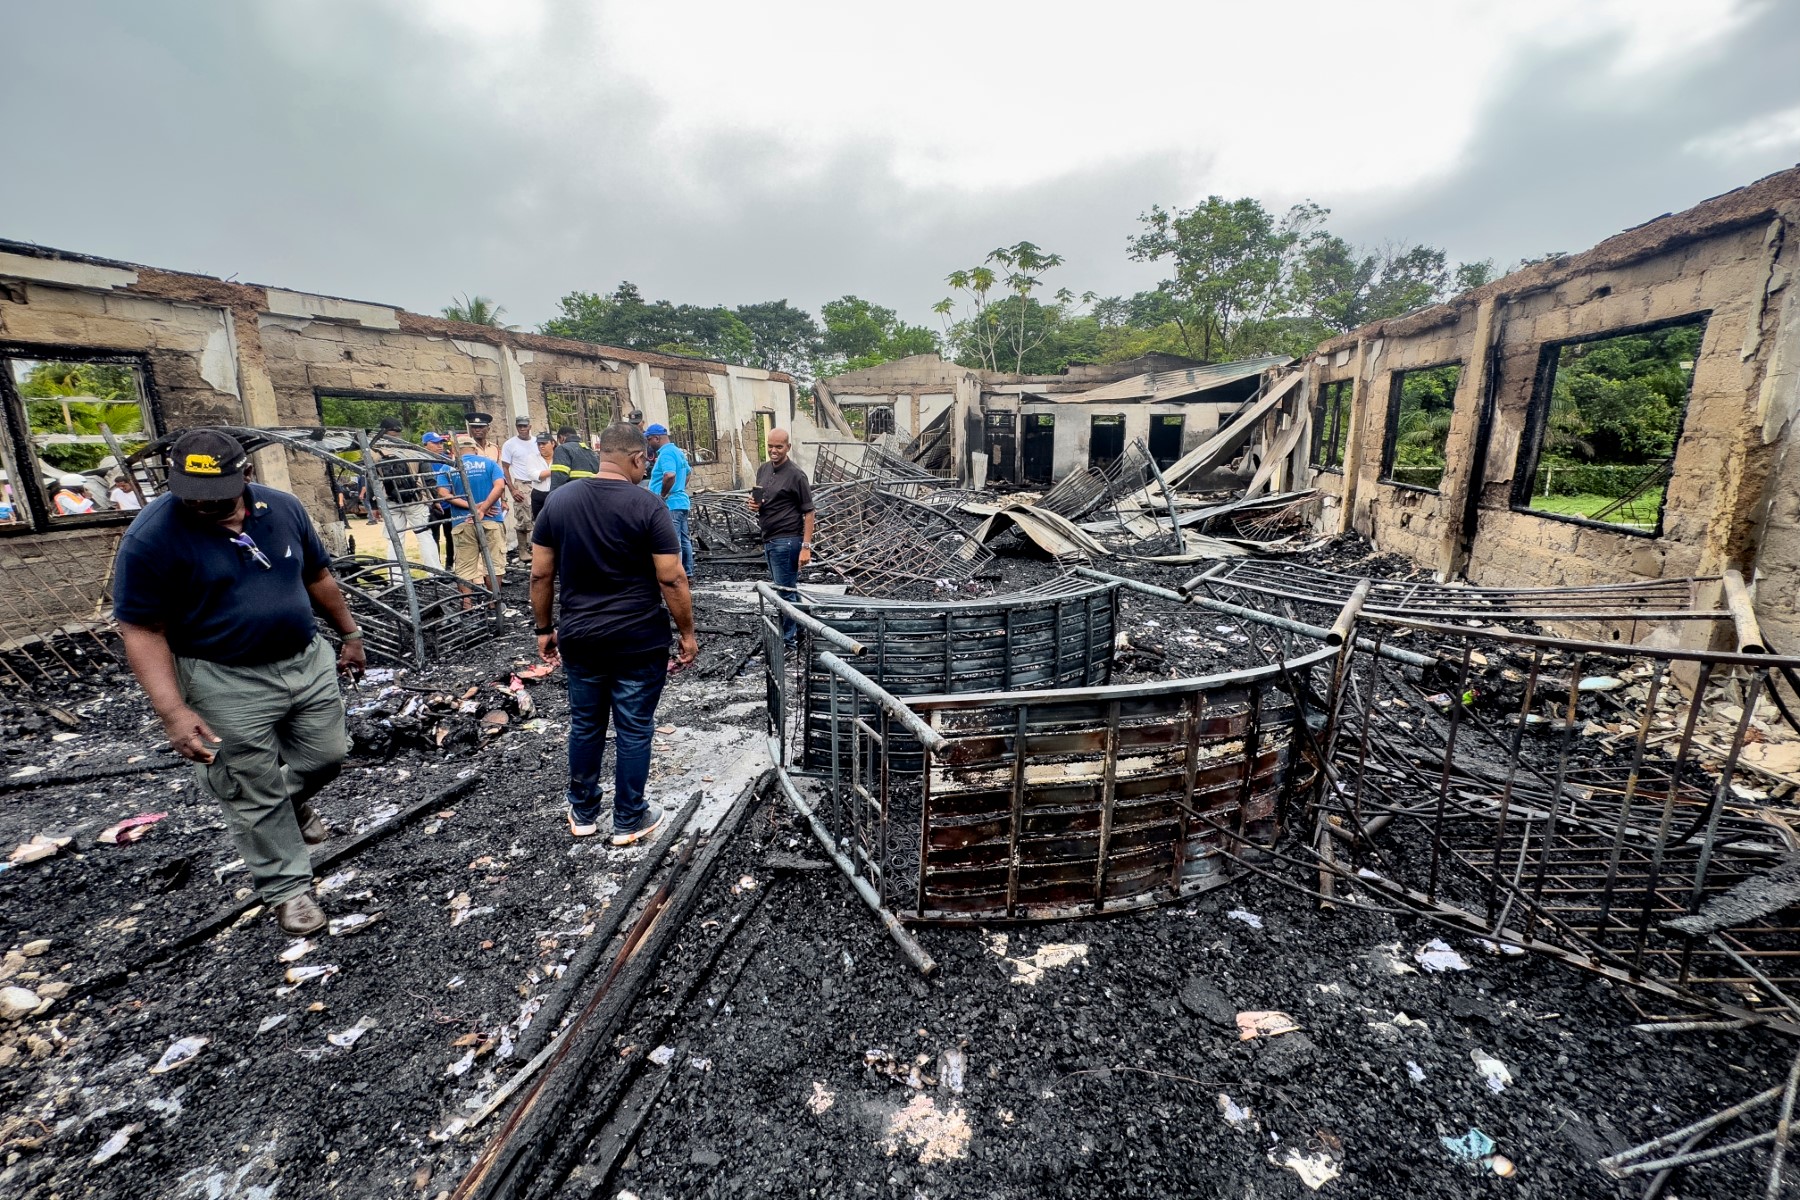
[566,805,599,838]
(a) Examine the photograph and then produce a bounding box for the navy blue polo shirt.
[112,485,333,666]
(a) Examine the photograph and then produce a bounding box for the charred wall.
[1304,166,1800,658]
[0,241,796,641]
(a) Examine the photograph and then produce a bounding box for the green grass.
[1526,486,1665,529]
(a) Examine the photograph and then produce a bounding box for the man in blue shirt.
[642,423,694,579]
[113,428,366,936]
[434,434,507,605]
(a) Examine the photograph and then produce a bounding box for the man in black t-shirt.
[747,428,814,646]
[113,429,366,936]
[532,423,698,846]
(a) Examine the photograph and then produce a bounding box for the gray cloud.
[1327,2,1800,272]
[4,1,1797,333]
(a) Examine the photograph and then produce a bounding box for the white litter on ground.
[1273,1148,1342,1190]
[807,1081,836,1115]
[1226,909,1264,929]
[880,1094,972,1164]
[1415,939,1471,972]
[1005,942,1089,985]
[1472,1050,1514,1092]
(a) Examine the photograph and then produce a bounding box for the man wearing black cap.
[112,429,366,936]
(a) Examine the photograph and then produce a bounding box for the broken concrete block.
[0,987,40,1021]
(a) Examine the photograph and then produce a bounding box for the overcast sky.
[5,0,1799,331]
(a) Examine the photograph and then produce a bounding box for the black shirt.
[112,486,332,666]
[550,442,599,490]
[372,452,435,504]
[754,459,814,540]
[532,478,679,667]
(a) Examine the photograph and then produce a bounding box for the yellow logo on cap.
[184,453,223,476]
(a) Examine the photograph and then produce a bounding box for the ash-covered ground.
[0,537,1785,1199]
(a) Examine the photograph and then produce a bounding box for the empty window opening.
[864,405,896,439]
[1313,378,1351,471]
[1148,413,1184,468]
[317,395,475,445]
[666,394,718,464]
[543,385,620,444]
[2,354,159,530]
[1381,364,1460,492]
[1513,315,1706,535]
[1021,413,1055,485]
[1088,414,1125,470]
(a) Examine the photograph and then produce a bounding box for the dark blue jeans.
[670,508,696,579]
[564,653,667,833]
[764,536,802,643]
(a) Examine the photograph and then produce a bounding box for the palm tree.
[443,294,511,327]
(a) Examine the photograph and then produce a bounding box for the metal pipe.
[755,583,867,656]
[1143,445,1185,556]
[357,430,428,665]
[1723,568,1767,655]
[815,651,946,752]
[1326,579,1372,647]
[1176,560,1232,595]
[1073,566,1437,669]
[767,746,937,976]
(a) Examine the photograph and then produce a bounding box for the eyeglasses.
[229,531,273,570]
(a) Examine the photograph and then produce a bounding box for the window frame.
[665,393,718,464]
[1379,361,1463,495]
[541,383,621,444]
[1508,312,1709,540]
[1311,377,1351,473]
[313,390,479,440]
[0,344,164,536]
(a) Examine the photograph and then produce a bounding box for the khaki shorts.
[452,520,508,583]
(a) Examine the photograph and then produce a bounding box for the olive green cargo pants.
[177,637,347,905]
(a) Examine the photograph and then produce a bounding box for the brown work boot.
[293,799,329,846]
[275,893,327,936]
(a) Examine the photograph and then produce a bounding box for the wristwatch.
[535,625,555,636]
[342,629,364,641]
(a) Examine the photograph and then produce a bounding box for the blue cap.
[421,432,446,445]
[644,423,669,436]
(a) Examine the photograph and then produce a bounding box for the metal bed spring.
[1309,611,1800,1025]
[796,578,1121,772]
[1205,558,1713,622]
[810,480,993,597]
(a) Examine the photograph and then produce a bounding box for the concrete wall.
[1301,165,1800,655]
[0,241,795,636]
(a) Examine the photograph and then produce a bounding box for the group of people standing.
[111,413,812,937]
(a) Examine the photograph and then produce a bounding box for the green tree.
[1545,324,1700,466]
[937,242,1093,374]
[442,294,511,327]
[1126,198,1324,361]
[732,300,823,378]
[17,361,148,472]
[816,296,937,374]
[542,283,755,363]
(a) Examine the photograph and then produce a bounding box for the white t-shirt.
[499,434,541,487]
[110,485,143,511]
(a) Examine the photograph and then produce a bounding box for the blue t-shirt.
[645,443,691,511]
[112,486,332,666]
[434,454,506,526]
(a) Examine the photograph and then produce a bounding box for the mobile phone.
[750,486,764,505]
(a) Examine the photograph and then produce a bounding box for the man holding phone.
[746,428,814,648]
[531,423,698,845]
